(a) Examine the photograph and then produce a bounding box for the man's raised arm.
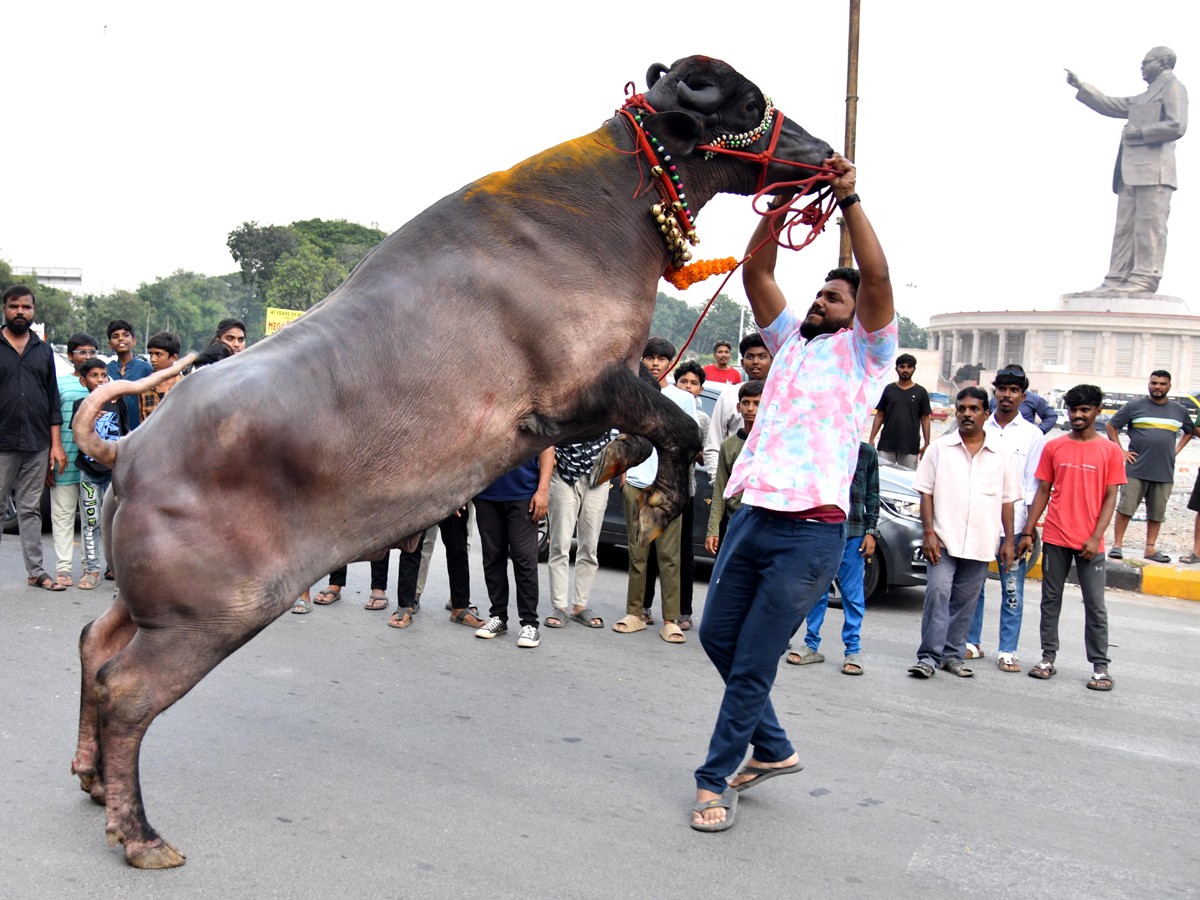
[829,154,893,333]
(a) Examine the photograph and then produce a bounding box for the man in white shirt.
[909,387,1021,679]
[703,333,772,477]
[965,366,1046,671]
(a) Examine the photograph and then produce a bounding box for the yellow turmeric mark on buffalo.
[465,133,607,205]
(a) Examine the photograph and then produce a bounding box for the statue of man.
[1066,47,1188,294]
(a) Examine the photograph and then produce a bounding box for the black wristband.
[839,193,860,209]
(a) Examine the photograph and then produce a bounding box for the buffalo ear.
[642,110,704,156]
[646,62,669,88]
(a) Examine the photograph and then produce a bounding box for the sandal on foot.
[677,614,693,631]
[907,661,935,678]
[691,789,738,833]
[364,592,389,611]
[997,652,1021,673]
[388,607,416,629]
[730,761,803,793]
[613,614,647,634]
[1179,553,1200,564]
[56,573,74,587]
[943,660,974,678]
[1087,669,1114,692]
[569,607,603,628]
[449,607,486,628]
[77,573,100,591]
[841,655,863,676]
[28,573,66,592]
[1028,660,1056,680]
[786,647,824,666]
[1144,550,1171,563]
[313,588,342,605]
[660,622,686,644]
[544,610,568,628]
[292,596,313,614]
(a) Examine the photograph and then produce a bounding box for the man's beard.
[4,316,30,335]
[799,314,850,341]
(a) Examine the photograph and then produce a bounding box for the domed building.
[927,292,1200,397]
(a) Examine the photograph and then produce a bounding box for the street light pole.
[838,0,861,269]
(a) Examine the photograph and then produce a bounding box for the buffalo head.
[640,56,833,196]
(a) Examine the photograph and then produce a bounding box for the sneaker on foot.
[516,624,540,648]
[964,643,984,660]
[475,616,507,639]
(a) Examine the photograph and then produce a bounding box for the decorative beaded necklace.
[620,91,781,272]
[619,102,698,272]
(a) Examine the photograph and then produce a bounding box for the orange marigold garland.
[662,256,739,291]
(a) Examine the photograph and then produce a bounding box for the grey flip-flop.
[730,762,803,793]
[691,789,738,832]
[569,607,604,628]
[543,610,568,628]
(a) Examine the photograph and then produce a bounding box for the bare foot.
[727,752,800,790]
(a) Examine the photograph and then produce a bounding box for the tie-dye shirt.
[725,309,897,514]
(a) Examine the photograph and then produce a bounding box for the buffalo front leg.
[72,594,137,806]
[587,365,701,544]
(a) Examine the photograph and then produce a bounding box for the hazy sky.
[3,1,1194,325]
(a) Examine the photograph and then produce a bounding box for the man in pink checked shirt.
[690,154,897,833]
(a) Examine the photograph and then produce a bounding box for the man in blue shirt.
[105,319,153,429]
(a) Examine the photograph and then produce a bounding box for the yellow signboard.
[264,307,306,335]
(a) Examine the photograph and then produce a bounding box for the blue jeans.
[695,506,843,795]
[967,556,1026,653]
[916,552,989,667]
[804,534,866,655]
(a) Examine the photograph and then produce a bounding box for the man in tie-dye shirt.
[691,154,897,833]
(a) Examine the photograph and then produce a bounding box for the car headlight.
[880,491,921,521]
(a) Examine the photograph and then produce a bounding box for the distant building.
[927,294,1200,395]
[11,266,83,291]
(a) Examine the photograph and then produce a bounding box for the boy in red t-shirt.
[1018,384,1125,692]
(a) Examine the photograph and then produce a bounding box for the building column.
[996,329,1008,368]
[1062,330,1073,371]
[970,329,981,364]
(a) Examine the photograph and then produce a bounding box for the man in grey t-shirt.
[1105,370,1194,561]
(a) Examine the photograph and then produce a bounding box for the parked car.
[581,382,930,602]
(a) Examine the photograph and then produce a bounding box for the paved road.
[2,532,1198,899]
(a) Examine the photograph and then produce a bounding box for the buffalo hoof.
[632,489,678,545]
[126,840,187,869]
[590,435,651,487]
[89,780,107,806]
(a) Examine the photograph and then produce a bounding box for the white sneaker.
[964,643,984,660]
[516,625,540,648]
[475,616,507,639]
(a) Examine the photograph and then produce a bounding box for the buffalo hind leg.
[586,364,701,543]
[96,627,245,868]
[72,594,137,806]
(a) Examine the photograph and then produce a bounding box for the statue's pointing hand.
[1065,69,1082,89]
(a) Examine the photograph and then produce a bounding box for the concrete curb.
[992,556,1200,600]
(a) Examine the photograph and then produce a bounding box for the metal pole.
[838,0,861,268]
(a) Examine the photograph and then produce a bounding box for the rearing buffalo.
[70,55,833,867]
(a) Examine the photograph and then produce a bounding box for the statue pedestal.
[1058,291,1189,315]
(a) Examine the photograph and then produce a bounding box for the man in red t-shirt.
[1018,384,1125,692]
[703,340,743,385]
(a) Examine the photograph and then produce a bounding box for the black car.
[586,385,930,602]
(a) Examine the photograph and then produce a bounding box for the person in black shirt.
[0,286,67,591]
[870,353,931,468]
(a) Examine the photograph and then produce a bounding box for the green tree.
[136,270,257,350]
[897,313,928,349]
[650,291,751,362]
[264,243,349,311]
[291,218,387,268]
[0,260,77,342]
[226,222,301,292]
[73,290,147,347]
